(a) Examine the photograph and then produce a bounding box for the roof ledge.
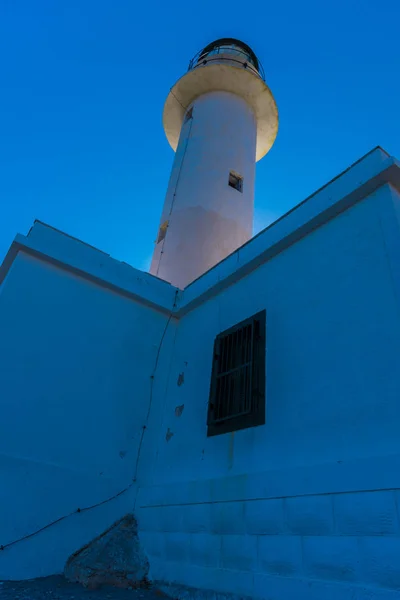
[1,148,399,320]
[0,221,180,315]
[177,147,400,316]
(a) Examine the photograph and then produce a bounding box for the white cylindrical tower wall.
[150,38,278,289]
[150,91,257,289]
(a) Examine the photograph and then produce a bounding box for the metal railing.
[188,45,265,81]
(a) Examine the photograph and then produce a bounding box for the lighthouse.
[150,38,278,289]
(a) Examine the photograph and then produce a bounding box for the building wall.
[0,250,176,580]
[137,183,400,599]
[1,157,400,599]
[150,91,256,288]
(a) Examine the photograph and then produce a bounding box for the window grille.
[207,310,266,436]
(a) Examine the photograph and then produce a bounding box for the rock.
[64,514,149,590]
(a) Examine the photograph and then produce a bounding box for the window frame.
[207,310,266,437]
[228,171,244,193]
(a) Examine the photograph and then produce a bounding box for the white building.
[150,38,277,289]
[1,38,400,600]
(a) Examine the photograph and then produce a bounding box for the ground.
[0,576,171,600]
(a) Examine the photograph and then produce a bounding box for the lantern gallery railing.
[188,42,265,81]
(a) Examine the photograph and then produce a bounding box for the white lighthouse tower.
[150,38,278,289]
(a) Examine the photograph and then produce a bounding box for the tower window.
[207,310,266,437]
[229,171,243,192]
[184,107,193,123]
[157,220,169,244]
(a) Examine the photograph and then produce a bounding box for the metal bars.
[207,310,266,437]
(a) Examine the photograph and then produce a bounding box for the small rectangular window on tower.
[207,310,266,437]
[229,171,243,193]
[157,220,169,244]
[184,107,193,123]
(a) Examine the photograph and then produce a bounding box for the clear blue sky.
[1,0,399,271]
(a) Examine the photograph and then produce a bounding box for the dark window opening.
[229,171,243,193]
[184,107,193,123]
[157,220,168,244]
[207,310,266,437]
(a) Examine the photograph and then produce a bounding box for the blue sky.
[1,0,399,271]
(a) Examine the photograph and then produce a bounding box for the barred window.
[207,310,266,436]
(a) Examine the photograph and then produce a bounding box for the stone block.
[257,535,302,576]
[136,507,161,532]
[64,513,149,589]
[221,534,257,571]
[355,586,400,600]
[151,561,219,593]
[179,564,219,593]
[213,569,254,597]
[164,532,190,564]
[359,536,400,590]
[210,474,248,503]
[334,491,399,535]
[286,494,334,535]
[210,501,245,535]
[182,503,212,534]
[303,535,361,582]
[245,498,285,535]
[159,505,184,532]
[253,572,366,600]
[190,533,221,568]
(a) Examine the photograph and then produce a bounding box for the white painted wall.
[150,91,256,289]
[2,151,400,600]
[145,183,400,481]
[0,239,177,580]
[138,181,400,599]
